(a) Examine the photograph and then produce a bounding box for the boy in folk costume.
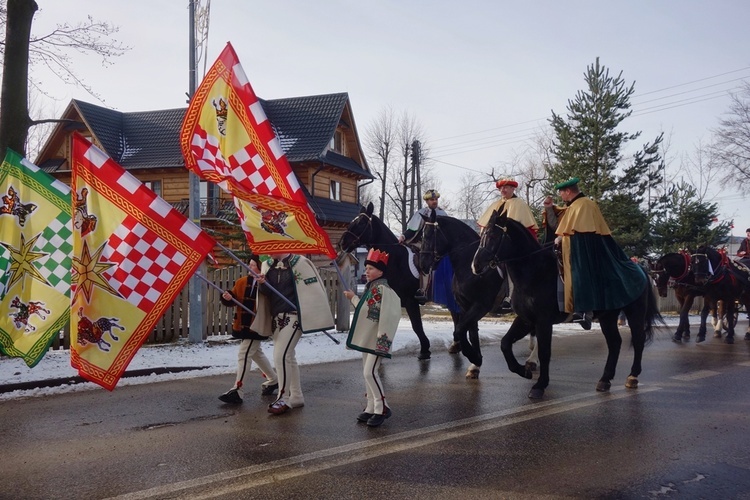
[217,254,278,405]
[344,249,401,427]
[252,253,334,415]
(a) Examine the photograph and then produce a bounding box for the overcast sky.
[26,1,750,239]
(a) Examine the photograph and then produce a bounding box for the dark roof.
[73,100,186,169]
[260,93,349,162]
[324,151,375,179]
[308,197,362,225]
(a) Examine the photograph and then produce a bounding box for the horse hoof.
[625,376,639,389]
[447,342,461,354]
[682,333,690,341]
[528,388,544,399]
[714,331,722,338]
[696,335,706,343]
[418,350,431,360]
[525,361,538,372]
[724,336,734,345]
[465,367,480,379]
[671,334,682,343]
[596,380,611,392]
[745,333,750,341]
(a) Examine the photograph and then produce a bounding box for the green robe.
[346,278,401,358]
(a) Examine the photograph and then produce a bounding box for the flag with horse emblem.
[0,149,72,367]
[180,42,336,258]
[71,133,216,390]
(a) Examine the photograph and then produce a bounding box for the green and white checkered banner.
[0,149,72,367]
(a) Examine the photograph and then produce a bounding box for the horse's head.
[339,202,374,253]
[472,209,508,275]
[691,246,712,285]
[652,257,670,298]
[418,208,443,275]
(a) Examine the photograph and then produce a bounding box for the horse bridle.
[341,213,373,250]
[480,220,552,268]
[420,220,447,270]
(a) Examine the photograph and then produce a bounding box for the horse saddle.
[404,245,421,279]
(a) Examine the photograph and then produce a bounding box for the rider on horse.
[543,177,646,328]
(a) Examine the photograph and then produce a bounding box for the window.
[330,180,341,201]
[329,130,343,153]
[144,180,162,197]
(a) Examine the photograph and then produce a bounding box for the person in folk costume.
[217,253,278,405]
[344,249,401,427]
[398,189,455,310]
[736,228,750,268]
[477,178,539,312]
[252,253,334,415]
[543,178,646,327]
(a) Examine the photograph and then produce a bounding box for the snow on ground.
[0,310,684,401]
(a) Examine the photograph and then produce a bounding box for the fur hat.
[423,189,440,200]
[496,178,518,188]
[364,248,389,272]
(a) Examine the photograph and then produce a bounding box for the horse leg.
[596,313,622,392]
[447,310,461,354]
[404,301,431,359]
[624,308,647,389]
[714,300,723,338]
[500,318,534,381]
[525,334,538,372]
[676,297,693,343]
[465,320,481,379]
[724,300,736,344]
[528,323,552,399]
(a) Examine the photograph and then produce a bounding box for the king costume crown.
[365,248,389,271]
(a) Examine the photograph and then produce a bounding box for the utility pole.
[187,0,204,343]
[413,140,421,204]
[408,142,415,219]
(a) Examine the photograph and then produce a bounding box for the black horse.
[690,246,750,344]
[654,252,720,343]
[418,210,531,378]
[472,210,662,399]
[338,202,434,359]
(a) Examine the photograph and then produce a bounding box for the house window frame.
[144,180,162,197]
[330,179,341,201]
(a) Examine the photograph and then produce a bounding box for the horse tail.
[643,281,665,344]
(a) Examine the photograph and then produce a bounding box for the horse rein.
[482,220,554,267]
[341,213,373,249]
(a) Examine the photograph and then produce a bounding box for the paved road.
[2,325,750,499]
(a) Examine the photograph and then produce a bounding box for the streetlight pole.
[187,1,204,343]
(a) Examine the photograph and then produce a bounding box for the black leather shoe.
[366,407,392,427]
[357,412,373,423]
[261,383,278,396]
[218,389,242,404]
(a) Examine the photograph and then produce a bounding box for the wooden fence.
[49,274,695,350]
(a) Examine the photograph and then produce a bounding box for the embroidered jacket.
[250,255,334,334]
[346,278,401,358]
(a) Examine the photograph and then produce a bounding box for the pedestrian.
[218,253,278,404]
[344,248,401,427]
[253,253,334,415]
[543,177,645,325]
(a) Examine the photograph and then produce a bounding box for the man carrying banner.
[218,253,278,404]
[253,253,334,415]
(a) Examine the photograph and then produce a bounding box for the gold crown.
[213,98,228,119]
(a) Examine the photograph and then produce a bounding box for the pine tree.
[547,57,640,201]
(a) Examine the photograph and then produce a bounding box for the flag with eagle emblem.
[0,149,72,367]
[180,42,336,258]
[71,133,216,390]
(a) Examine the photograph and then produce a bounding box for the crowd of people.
[216,176,664,427]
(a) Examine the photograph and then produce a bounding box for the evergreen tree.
[546,57,640,201]
[651,180,730,254]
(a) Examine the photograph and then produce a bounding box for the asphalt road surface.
[2,323,750,499]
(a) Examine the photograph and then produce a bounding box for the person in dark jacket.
[218,254,278,404]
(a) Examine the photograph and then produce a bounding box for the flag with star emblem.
[71,133,216,390]
[0,149,72,367]
[180,42,336,258]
